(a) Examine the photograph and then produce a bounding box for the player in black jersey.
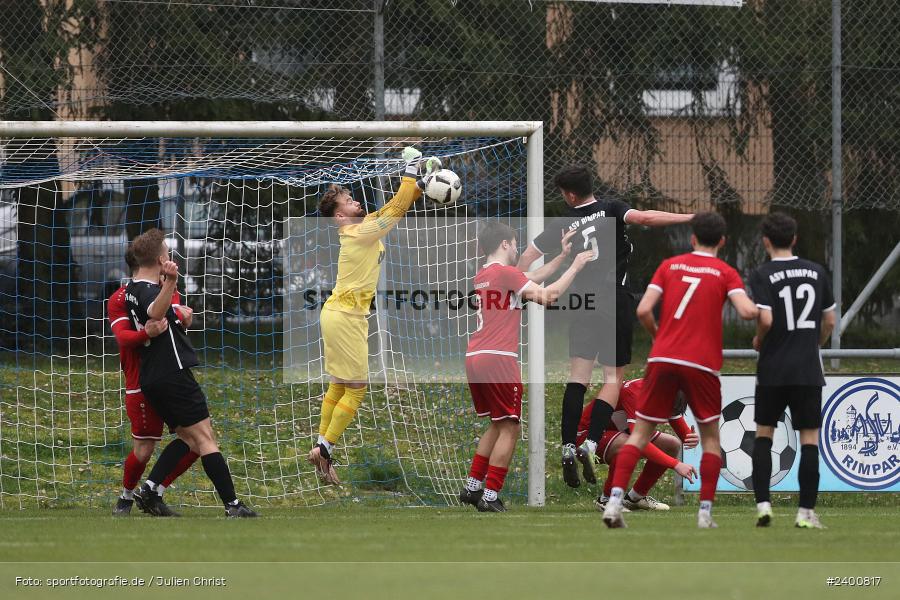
[517,165,692,488]
[748,212,835,529]
[125,229,256,518]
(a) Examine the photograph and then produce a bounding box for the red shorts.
[637,361,721,424]
[465,353,523,421]
[125,390,165,440]
[576,429,661,464]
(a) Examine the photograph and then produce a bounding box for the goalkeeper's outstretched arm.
[356,148,439,241]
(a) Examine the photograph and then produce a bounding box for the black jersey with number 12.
[748,257,835,387]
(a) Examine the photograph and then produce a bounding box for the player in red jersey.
[110,247,199,516]
[460,222,593,511]
[576,378,698,512]
[603,213,758,529]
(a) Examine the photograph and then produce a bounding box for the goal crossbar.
[0,120,542,139]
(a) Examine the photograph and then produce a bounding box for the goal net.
[0,122,544,509]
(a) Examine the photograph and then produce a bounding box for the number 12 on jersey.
[778,283,816,331]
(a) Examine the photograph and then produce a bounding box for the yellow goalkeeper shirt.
[323,176,422,315]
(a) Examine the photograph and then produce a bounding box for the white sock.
[465,477,483,492]
[757,501,772,512]
[156,484,167,497]
[121,487,134,500]
[316,435,326,447]
[627,489,644,503]
[581,439,598,455]
[483,488,498,502]
[609,487,625,501]
[699,500,712,514]
[145,479,158,491]
[797,507,811,519]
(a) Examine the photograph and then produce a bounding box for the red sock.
[123,451,148,490]
[700,452,722,503]
[468,453,490,482]
[485,465,509,493]
[603,457,616,496]
[632,461,668,497]
[161,451,199,487]
[610,444,642,492]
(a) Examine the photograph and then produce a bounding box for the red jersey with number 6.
[647,251,745,374]
[465,262,532,357]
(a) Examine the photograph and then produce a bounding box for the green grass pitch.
[1,334,897,599]
[1,504,897,600]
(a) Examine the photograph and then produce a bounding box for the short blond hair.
[131,228,166,267]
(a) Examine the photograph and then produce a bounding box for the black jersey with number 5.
[532,197,633,289]
[125,278,199,386]
[748,257,835,386]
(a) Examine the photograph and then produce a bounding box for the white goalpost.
[0,120,547,508]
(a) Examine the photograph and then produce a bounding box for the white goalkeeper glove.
[402,146,442,179]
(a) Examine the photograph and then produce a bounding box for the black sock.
[798,444,819,509]
[146,438,191,486]
[561,383,587,446]
[751,436,773,504]
[586,400,614,444]
[201,452,237,505]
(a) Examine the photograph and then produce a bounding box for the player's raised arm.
[517,242,544,271]
[624,209,694,227]
[521,250,593,306]
[523,229,576,283]
[147,261,179,321]
[356,148,438,241]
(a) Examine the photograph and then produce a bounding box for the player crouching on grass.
[126,229,256,518]
[460,222,593,512]
[577,378,698,513]
[109,247,199,516]
[602,213,758,529]
[311,147,441,484]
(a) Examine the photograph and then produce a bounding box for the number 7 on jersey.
[674,276,701,319]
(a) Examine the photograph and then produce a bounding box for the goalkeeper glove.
[402,146,442,178]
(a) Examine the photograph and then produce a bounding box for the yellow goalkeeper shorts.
[320,307,369,383]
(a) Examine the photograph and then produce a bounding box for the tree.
[0,0,100,352]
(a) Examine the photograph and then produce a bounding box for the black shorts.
[141,369,210,429]
[754,385,822,430]
[568,286,634,367]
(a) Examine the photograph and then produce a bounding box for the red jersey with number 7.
[646,251,745,374]
[465,262,532,357]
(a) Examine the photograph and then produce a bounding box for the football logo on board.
[821,377,900,490]
[718,396,797,490]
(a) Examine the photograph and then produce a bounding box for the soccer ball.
[424,169,462,205]
[718,396,798,490]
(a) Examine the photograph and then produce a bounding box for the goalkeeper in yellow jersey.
[310,146,440,483]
